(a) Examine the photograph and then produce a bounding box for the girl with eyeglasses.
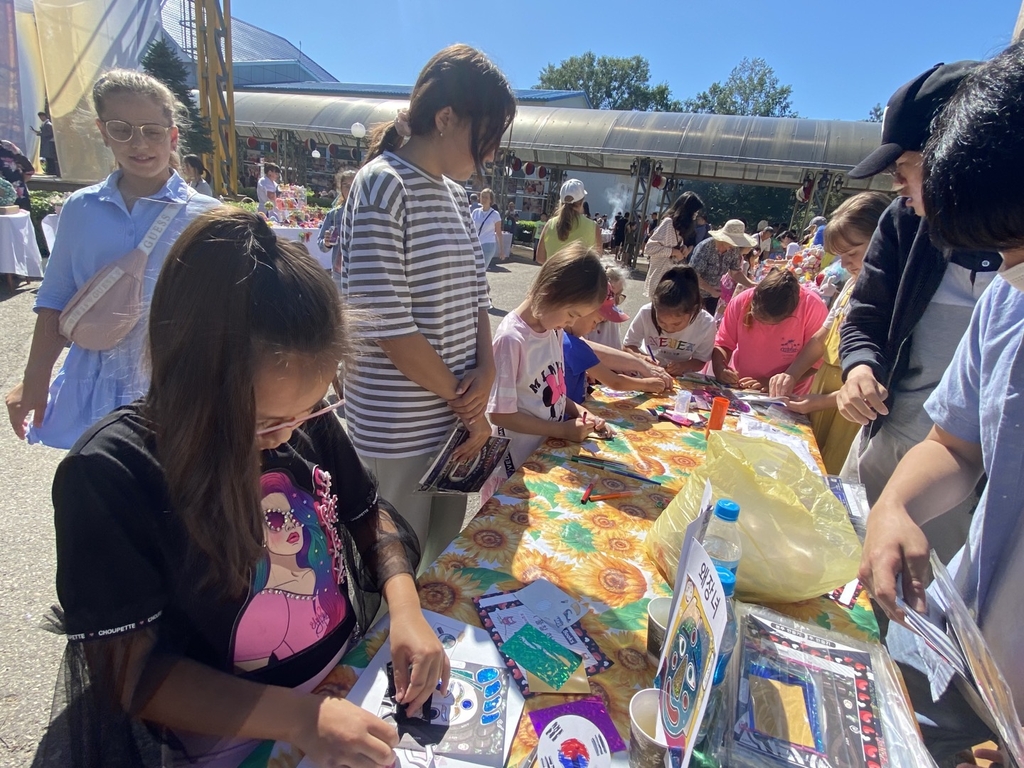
[5,69,218,448]
[623,266,717,376]
[42,208,445,768]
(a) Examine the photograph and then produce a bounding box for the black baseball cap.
[849,61,979,179]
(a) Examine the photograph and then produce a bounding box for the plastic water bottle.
[703,499,742,575]
[712,566,737,686]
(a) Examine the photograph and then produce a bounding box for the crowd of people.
[2,36,1023,768]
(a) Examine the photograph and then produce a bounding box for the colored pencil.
[581,482,595,503]
[589,491,643,502]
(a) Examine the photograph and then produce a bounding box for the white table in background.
[0,211,44,286]
[42,212,60,252]
[270,226,331,270]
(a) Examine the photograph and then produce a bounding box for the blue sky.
[232,0,1019,121]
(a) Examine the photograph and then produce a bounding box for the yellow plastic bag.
[645,431,861,603]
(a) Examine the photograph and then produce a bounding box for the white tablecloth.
[42,212,60,252]
[0,210,44,278]
[601,228,613,244]
[271,226,331,270]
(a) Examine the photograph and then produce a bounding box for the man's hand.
[858,501,932,622]
[837,365,890,425]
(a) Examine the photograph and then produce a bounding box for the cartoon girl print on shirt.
[233,470,348,671]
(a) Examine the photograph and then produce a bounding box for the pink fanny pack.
[58,194,192,351]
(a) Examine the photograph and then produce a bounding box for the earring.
[439,131,444,138]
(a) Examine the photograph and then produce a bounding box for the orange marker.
[589,491,642,502]
[705,396,729,438]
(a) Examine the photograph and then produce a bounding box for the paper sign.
[516,579,585,629]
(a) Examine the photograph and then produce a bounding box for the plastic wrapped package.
[645,432,862,603]
[704,604,936,768]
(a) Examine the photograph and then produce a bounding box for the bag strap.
[476,208,496,234]
[138,188,195,257]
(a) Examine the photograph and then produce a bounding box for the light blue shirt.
[30,170,218,448]
[888,275,1024,700]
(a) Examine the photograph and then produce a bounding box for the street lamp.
[311,150,321,159]
[351,122,366,163]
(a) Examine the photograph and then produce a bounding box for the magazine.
[895,554,1024,767]
[417,425,510,494]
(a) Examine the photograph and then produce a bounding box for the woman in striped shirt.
[339,44,517,566]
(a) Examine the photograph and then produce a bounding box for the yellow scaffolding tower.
[193,0,237,196]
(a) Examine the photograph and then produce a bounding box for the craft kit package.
[645,432,861,603]
[709,604,936,768]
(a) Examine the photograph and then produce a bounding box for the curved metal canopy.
[232,91,890,191]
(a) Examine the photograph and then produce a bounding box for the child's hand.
[718,367,740,387]
[782,395,818,414]
[769,373,796,398]
[738,377,765,392]
[638,377,668,393]
[561,418,593,442]
[664,360,695,377]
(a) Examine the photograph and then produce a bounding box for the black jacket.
[838,198,1000,436]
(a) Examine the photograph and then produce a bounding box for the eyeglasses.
[264,507,300,532]
[256,398,345,437]
[102,119,173,143]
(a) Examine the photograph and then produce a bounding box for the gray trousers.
[841,425,975,563]
[363,452,469,573]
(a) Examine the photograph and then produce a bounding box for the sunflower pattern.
[255,387,878,768]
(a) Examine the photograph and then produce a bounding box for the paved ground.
[0,243,651,765]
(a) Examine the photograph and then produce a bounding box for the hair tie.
[394,109,412,139]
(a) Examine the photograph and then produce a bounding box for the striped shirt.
[340,152,490,458]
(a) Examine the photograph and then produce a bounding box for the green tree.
[536,52,682,111]
[141,38,213,155]
[681,181,794,231]
[866,103,884,122]
[683,57,796,117]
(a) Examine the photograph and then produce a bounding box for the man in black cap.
[836,62,1001,561]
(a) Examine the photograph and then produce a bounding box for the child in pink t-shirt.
[712,268,828,394]
[483,242,610,500]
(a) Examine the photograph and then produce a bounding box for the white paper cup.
[629,688,669,768]
[646,597,672,663]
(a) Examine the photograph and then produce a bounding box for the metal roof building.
[241,81,593,108]
[231,91,890,190]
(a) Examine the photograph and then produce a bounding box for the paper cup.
[646,597,672,663]
[629,688,668,768]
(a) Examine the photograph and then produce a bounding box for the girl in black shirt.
[45,208,446,767]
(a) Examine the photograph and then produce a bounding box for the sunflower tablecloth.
[247,387,878,768]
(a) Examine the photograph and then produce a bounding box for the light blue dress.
[30,170,218,448]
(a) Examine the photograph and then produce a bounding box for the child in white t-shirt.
[484,242,610,499]
[623,266,717,376]
[256,162,281,220]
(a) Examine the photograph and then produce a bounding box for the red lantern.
[511,157,522,172]
[651,174,663,188]
[307,138,317,152]
[538,166,547,179]
[246,136,258,149]
[327,143,337,159]
[270,141,278,152]
[524,162,535,176]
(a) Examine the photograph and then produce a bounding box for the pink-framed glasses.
[256,398,345,437]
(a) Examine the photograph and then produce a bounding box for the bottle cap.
[715,566,736,597]
[714,499,740,522]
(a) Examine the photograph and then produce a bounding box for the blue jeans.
[481,241,498,267]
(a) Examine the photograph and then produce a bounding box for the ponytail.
[555,200,581,241]
[366,122,403,163]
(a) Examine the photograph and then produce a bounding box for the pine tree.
[141,38,214,155]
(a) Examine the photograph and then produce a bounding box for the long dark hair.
[666,191,704,244]
[367,44,517,177]
[145,207,350,595]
